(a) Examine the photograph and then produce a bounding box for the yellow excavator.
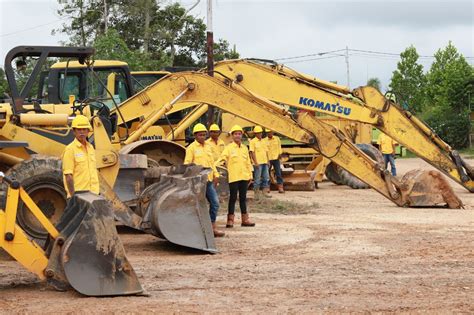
[212,59,474,193]
[107,68,462,208]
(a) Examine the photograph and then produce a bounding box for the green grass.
[397,149,417,158]
[220,198,319,215]
[459,147,474,158]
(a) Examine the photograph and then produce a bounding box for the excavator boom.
[213,59,474,193]
[119,71,462,208]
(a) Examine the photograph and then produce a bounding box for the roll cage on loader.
[114,70,462,208]
[212,59,474,194]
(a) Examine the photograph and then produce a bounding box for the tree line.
[368,43,473,148]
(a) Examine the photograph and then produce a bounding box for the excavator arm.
[116,71,462,208]
[212,59,474,193]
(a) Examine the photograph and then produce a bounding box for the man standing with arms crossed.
[184,123,225,237]
[265,129,285,193]
[249,126,271,199]
[62,115,99,198]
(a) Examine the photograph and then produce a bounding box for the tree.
[213,39,240,62]
[0,68,9,98]
[424,42,473,113]
[367,77,381,91]
[422,42,474,149]
[54,1,239,68]
[93,29,170,70]
[389,45,426,113]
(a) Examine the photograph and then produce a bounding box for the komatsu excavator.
[212,59,474,194]
[107,68,462,208]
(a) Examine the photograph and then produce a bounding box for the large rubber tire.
[0,155,67,241]
[339,144,384,189]
[324,162,344,185]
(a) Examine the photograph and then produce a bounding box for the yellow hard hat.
[265,128,272,132]
[193,123,207,134]
[253,125,263,133]
[71,115,92,131]
[230,125,243,134]
[209,124,220,131]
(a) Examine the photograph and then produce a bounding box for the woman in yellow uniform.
[216,125,255,228]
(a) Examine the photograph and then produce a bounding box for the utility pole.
[206,0,215,126]
[103,0,108,33]
[345,46,350,88]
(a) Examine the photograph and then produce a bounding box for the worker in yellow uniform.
[377,132,398,176]
[62,115,100,198]
[216,125,255,228]
[184,123,225,237]
[264,128,284,193]
[249,125,271,199]
[206,124,226,161]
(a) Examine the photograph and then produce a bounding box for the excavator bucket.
[46,192,143,296]
[399,169,463,208]
[138,164,216,253]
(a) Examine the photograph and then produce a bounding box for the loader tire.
[339,144,384,189]
[324,162,344,185]
[0,156,67,241]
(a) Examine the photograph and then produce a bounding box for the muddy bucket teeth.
[139,165,217,253]
[399,169,463,209]
[46,192,143,296]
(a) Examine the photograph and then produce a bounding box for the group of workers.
[184,122,285,238]
[62,115,285,240]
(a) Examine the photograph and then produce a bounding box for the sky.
[1,0,473,91]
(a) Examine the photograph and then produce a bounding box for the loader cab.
[40,60,133,108]
[130,71,170,93]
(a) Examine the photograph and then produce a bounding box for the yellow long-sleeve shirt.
[216,142,253,183]
[249,137,269,165]
[264,135,282,161]
[184,140,219,181]
[206,137,226,161]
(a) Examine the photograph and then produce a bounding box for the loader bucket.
[46,192,143,296]
[399,169,463,209]
[138,164,216,253]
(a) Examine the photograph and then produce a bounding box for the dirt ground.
[0,158,473,313]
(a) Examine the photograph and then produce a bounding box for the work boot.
[226,214,235,228]
[241,213,255,227]
[212,222,225,237]
[278,184,285,194]
[263,187,272,198]
[253,189,261,201]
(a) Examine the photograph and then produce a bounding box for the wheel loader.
[0,168,143,296]
[1,46,217,253]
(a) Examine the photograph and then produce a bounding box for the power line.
[274,49,345,61]
[0,17,69,37]
[283,54,345,64]
[274,48,474,63]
